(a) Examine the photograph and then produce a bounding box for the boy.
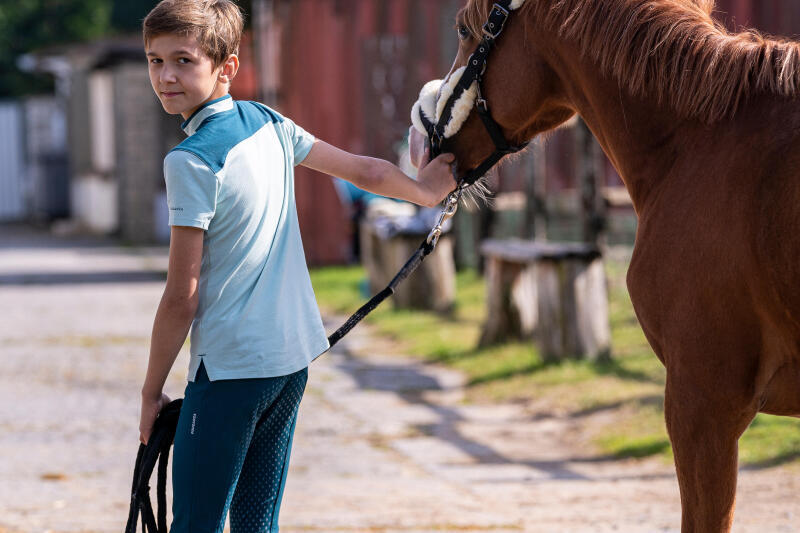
[138,1,455,531]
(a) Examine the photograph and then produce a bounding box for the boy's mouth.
[162,91,183,98]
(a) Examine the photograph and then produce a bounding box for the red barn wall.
[715,0,800,35]
[258,0,462,265]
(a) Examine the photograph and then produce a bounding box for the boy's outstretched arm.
[300,140,456,208]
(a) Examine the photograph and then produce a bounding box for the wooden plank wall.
[264,0,461,264]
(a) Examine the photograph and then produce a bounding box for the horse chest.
[624,216,755,361]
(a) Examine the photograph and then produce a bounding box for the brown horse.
[410,0,800,531]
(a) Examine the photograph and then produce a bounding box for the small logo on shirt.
[190,413,197,435]
[170,207,184,211]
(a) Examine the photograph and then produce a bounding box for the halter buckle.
[482,3,510,40]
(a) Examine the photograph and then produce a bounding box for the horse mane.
[462,0,800,123]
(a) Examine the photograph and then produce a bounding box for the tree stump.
[479,239,611,360]
[360,218,456,313]
[480,248,538,345]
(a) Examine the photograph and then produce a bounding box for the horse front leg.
[664,372,756,533]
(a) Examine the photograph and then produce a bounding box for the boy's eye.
[149,58,162,64]
[177,57,191,64]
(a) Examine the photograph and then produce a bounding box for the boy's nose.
[160,66,178,84]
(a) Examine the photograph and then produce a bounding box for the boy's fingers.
[438,153,455,164]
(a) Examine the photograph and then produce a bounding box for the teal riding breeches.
[170,360,307,533]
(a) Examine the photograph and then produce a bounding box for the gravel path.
[0,226,797,533]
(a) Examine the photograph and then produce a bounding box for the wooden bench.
[480,238,611,361]
[359,214,456,313]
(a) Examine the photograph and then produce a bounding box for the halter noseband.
[418,0,528,187]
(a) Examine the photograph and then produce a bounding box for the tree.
[0,0,112,97]
[0,0,254,98]
[110,0,160,32]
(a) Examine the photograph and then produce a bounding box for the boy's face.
[146,34,228,120]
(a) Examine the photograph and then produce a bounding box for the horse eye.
[457,24,470,39]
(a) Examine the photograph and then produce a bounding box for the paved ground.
[0,225,798,533]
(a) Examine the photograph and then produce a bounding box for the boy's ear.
[218,54,240,85]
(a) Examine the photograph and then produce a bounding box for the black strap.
[156,438,170,532]
[125,399,183,533]
[434,1,511,141]
[422,0,524,178]
[459,101,529,185]
[125,447,145,533]
[435,40,493,139]
[483,2,511,40]
[327,239,435,348]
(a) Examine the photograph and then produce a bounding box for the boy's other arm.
[300,140,456,208]
[139,225,203,444]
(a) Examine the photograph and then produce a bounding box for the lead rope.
[327,181,464,348]
[125,399,183,533]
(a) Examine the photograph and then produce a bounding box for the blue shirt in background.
[164,95,329,381]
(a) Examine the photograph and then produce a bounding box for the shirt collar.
[181,94,234,136]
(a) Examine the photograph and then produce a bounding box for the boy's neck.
[181,85,231,120]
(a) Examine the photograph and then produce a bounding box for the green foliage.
[110,0,161,32]
[0,0,254,98]
[0,0,112,97]
[110,0,254,33]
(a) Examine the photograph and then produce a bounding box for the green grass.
[310,259,800,466]
[740,414,800,466]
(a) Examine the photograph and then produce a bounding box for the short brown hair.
[143,0,244,67]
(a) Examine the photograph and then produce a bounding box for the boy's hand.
[417,151,457,206]
[139,391,171,445]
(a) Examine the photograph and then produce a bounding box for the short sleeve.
[163,150,219,230]
[282,118,316,165]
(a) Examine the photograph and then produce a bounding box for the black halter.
[419,0,528,186]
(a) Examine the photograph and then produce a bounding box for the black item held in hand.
[125,399,183,533]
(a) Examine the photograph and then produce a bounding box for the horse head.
[410,0,575,187]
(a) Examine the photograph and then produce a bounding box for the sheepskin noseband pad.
[410,0,526,140]
[411,66,478,140]
[411,79,442,138]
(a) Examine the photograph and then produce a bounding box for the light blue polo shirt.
[164,94,329,381]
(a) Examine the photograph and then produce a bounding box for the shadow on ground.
[335,349,676,483]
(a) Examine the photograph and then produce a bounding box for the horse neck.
[543,34,711,215]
